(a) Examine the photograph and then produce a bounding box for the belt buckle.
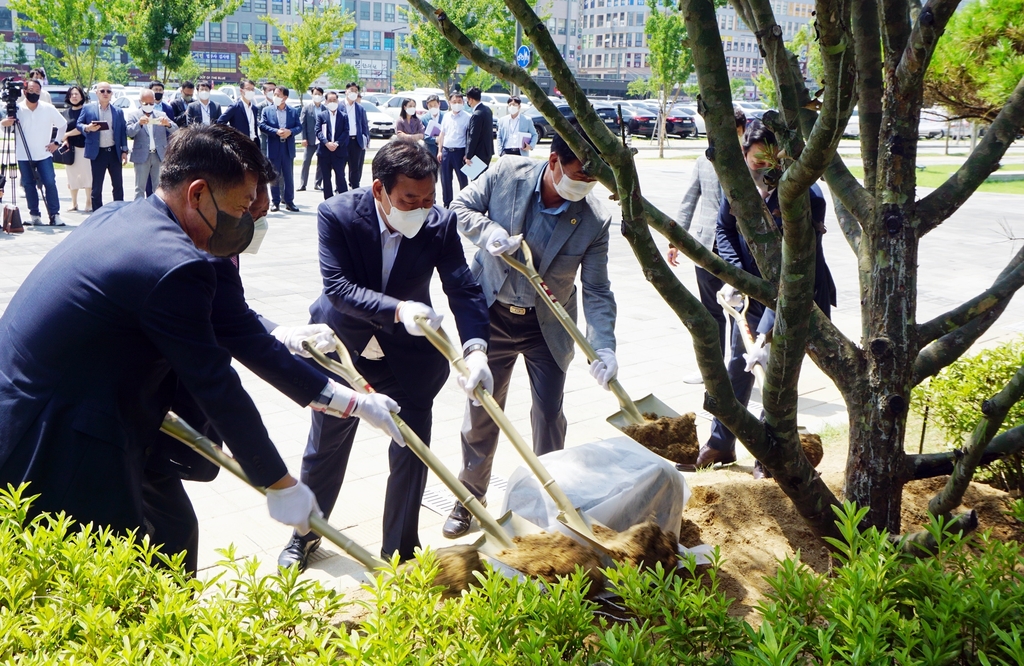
[509,305,527,315]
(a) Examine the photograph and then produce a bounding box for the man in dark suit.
[171,81,195,127]
[259,85,302,213]
[277,140,493,570]
[0,125,319,550]
[340,82,370,191]
[314,91,349,200]
[77,81,129,211]
[216,78,260,145]
[298,86,324,192]
[464,87,494,179]
[185,81,222,127]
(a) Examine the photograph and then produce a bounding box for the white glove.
[589,348,618,390]
[743,334,770,373]
[718,284,743,309]
[397,301,443,336]
[353,392,405,446]
[457,350,494,405]
[273,323,335,358]
[486,227,523,257]
[266,480,321,536]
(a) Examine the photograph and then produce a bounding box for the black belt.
[444,146,464,152]
[99,146,116,151]
[495,301,534,315]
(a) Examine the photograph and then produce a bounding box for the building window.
[271,0,283,13]
[384,33,394,50]
[372,31,381,49]
[596,35,603,47]
[385,3,395,21]
[254,23,267,43]
[637,12,645,25]
[398,33,407,47]
[0,9,11,31]
[255,0,267,10]
[240,0,251,11]
[626,32,632,46]
[240,22,251,40]
[595,54,602,67]
[373,2,381,20]
[557,19,566,35]
[209,21,222,40]
[343,30,355,48]
[597,15,603,26]
[359,30,370,48]
[627,11,633,25]
[344,0,355,13]
[227,22,239,42]
[360,1,370,19]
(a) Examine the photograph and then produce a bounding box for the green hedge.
[2,483,1023,664]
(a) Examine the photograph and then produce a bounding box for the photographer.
[1,79,66,226]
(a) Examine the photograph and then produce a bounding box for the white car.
[381,89,450,120]
[919,108,949,139]
[676,105,706,136]
[844,107,860,138]
[480,92,509,117]
[362,101,395,138]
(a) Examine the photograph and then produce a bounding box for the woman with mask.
[395,98,425,142]
[496,95,538,157]
[421,95,444,158]
[62,85,93,212]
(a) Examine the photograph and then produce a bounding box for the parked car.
[110,94,140,113]
[593,103,630,136]
[381,89,450,119]
[44,85,72,112]
[843,107,860,138]
[523,103,575,140]
[362,93,393,106]
[674,105,705,136]
[480,92,509,117]
[362,101,395,138]
[664,108,697,138]
[919,108,949,139]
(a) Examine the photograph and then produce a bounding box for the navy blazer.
[315,107,350,160]
[185,100,222,127]
[149,254,330,481]
[716,183,836,335]
[341,100,371,150]
[216,99,260,142]
[259,104,303,162]
[310,188,490,406]
[465,102,494,165]
[77,102,129,159]
[0,197,287,534]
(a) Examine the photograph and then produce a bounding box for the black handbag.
[52,142,75,165]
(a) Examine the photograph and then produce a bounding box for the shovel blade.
[606,393,679,431]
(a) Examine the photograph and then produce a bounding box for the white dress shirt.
[361,203,405,360]
[242,101,257,140]
[11,100,66,162]
[439,110,471,148]
[200,103,211,125]
[345,100,358,137]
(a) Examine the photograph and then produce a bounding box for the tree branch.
[894,0,961,93]
[831,194,861,255]
[915,76,1024,232]
[823,152,874,224]
[879,0,912,71]
[907,424,1024,479]
[745,0,809,134]
[911,305,1008,386]
[851,0,883,194]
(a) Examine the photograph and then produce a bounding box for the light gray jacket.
[675,154,723,250]
[452,157,616,371]
[126,109,177,163]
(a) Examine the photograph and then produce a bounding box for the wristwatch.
[463,342,487,358]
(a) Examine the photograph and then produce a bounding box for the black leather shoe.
[314,185,322,191]
[277,534,321,571]
[694,445,737,469]
[271,204,280,212]
[442,499,484,539]
[297,186,306,191]
[284,203,299,212]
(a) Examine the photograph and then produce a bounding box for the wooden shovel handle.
[716,292,766,387]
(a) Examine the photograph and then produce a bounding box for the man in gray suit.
[298,86,324,191]
[126,88,178,200]
[443,128,618,538]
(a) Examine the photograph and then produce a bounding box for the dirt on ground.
[623,412,700,465]
[496,531,606,589]
[593,521,679,570]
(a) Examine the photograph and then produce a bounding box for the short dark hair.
[449,91,463,101]
[198,81,212,90]
[240,78,255,89]
[508,95,522,105]
[734,107,747,129]
[425,94,440,105]
[311,86,324,95]
[148,81,165,90]
[160,125,276,192]
[65,85,88,105]
[372,140,439,192]
[29,68,43,78]
[275,86,290,98]
[263,81,276,87]
[466,87,482,102]
[550,121,598,167]
[346,82,360,91]
[326,90,339,100]
[182,81,195,90]
[24,79,42,93]
[742,119,777,153]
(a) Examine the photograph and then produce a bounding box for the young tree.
[406,0,1024,543]
[8,0,114,88]
[239,39,277,84]
[643,1,694,157]
[110,0,242,80]
[327,61,363,90]
[398,0,479,96]
[260,6,355,103]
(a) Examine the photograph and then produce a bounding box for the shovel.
[160,411,386,571]
[716,291,766,388]
[302,337,546,559]
[498,240,679,432]
[413,317,602,547]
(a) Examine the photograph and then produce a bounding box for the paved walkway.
[2,142,1024,590]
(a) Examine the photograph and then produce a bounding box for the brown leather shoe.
[694,445,737,469]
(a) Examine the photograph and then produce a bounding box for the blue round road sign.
[515,45,531,68]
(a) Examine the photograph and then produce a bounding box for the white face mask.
[450,103,463,114]
[312,94,323,104]
[346,91,358,102]
[509,105,520,116]
[141,104,155,114]
[405,105,416,114]
[241,216,269,254]
[272,96,284,107]
[553,160,597,202]
[198,90,210,101]
[380,187,429,238]
[326,101,339,112]
[428,106,440,117]
[243,89,256,102]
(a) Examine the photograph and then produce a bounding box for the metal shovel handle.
[716,291,766,387]
[160,411,387,571]
[500,241,645,426]
[302,337,515,550]
[413,316,595,539]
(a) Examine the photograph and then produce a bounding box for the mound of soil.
[593,521,679,570]
[623,412,699,464]
[496,531,605,588]
[800,433,824,468]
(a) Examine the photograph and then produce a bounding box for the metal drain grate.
[421,474,507,516]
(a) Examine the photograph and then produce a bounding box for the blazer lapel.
[538,202,583,276]
[354,190,384,291]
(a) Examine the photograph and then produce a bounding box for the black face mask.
[25,92,40,104]
[196,188,255,257]
[154,92,163,101]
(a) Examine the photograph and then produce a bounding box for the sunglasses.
[97,89,112,94]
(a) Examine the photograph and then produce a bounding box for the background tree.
[8,0,114,88]
[13,31,28,66]
[260,6,355,103]
[729,76,746,99]
[327,61,363,90]
[641,1,694,157]
[110,0,241,80]
[239,39,277,84]
[397,0,480,95]
[406,0,1024,544]
[925,0,1024,122]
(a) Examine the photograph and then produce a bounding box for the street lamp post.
[387,26,408,94]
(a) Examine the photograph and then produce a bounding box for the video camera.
[1,78,22,118]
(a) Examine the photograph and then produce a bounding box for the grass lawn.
[847,164,1024,195]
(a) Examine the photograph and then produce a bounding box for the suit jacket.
[497,113,538,155]
[126,109,177,162]
[716,183,836,334]
[452,157,616,371]
[676,154,722,251]
[341,100,370,150]
[185,100,222,127]
[315,107,350,160]
[216,99,260,142]
[309,188,490,407]
[0,197,287,535]
[259,104,302,161]
[171,97,191,127]
[466,102,494,165]
[77,102,128,160]
[300,102,323,144]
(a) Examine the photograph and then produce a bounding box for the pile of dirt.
[681,467,1021,621]
[623,412,699,464]
[593,521,679,570]
[432,545,485,597]
[496,531,605,588]
[799,433,824,468]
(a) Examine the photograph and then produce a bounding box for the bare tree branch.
[879,0,912,71]
[831,193,862,254]
[912,305,1008,386]
[852,0,883,193]
[745,0,809,135]
[915,76,1024,232]
[824,152,874,224]
[894,0,961,92]
[907,424,1024,479]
